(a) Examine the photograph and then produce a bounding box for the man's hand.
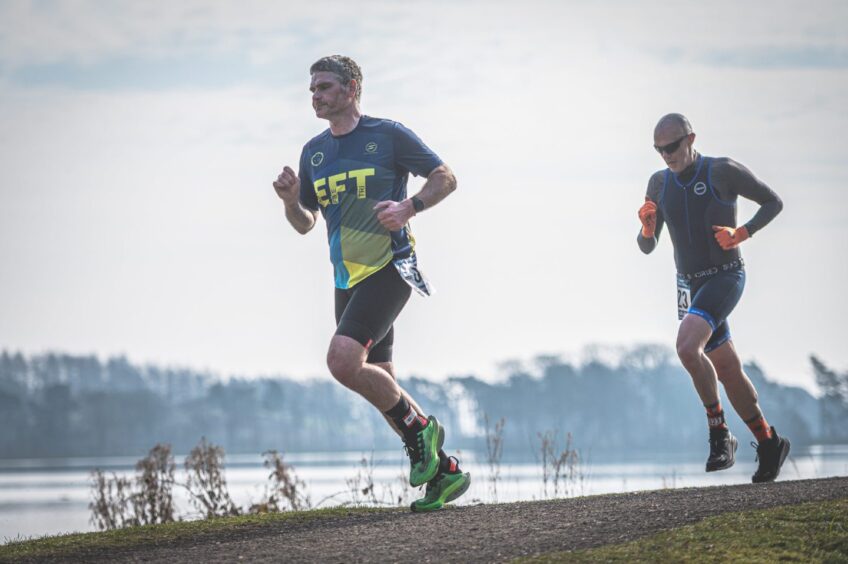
[712,225,750,250]
[273,166,300,205]
[639,198,657,238]
[374,199,415,231]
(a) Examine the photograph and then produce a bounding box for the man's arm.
[709,158,783,250]
[374,164,457,231]
[273,165,318,234]
[284,200,318,235]
[714,158,783,237]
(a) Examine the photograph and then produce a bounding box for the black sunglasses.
[654,135,689,155]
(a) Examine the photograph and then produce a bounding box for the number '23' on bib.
[676,275,691,321]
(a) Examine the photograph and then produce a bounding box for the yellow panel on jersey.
[340,226,393,287]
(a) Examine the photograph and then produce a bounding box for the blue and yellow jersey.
[298,116,442,289]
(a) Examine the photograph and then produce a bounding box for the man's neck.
[676,151,701,179]
[328,109,362,136]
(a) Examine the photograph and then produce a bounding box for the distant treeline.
[1,346,847,459]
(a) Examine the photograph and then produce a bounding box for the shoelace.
[708,434,728,453]
[751,440,776,470]
[404,431,426,464]
[403,444,421,464]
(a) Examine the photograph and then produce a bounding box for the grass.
[0,506,387,561]
[520,498,848,563]
[4,498,847,562]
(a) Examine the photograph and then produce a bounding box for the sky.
[1,0,846,393]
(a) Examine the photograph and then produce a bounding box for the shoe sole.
[705,435,738,472]
[410,472,471,513]
[752,437,791,483]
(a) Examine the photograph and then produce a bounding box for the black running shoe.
[706,428,737,472]
[752,426,791,483]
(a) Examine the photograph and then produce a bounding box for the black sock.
[384,397,425,443]
[438,450,460,474]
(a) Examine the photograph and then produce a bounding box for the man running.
[637,113,790,483]
[273,55,470,511]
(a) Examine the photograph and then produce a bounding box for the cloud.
[0,0,342,68]
[697,46,848,69]
[9,54,293,90]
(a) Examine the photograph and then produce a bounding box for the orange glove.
[712,225,750,250]
[638,198,657,238]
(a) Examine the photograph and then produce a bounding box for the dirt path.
[26,476,848,563]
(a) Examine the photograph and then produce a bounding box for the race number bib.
[393,253,433,297]
[676,274,691,320]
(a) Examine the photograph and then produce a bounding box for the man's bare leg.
[374,361,427,438]
[677,314,740,471]
[326,336,443,487]
[707,340,762,421]
[676,314,720,405]
[326,335,401,411]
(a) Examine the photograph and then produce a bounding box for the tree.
[811,355,848,442]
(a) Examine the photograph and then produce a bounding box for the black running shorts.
[334,262,412,363]
[688,268,746,353]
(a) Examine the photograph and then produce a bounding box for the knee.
[326,345,363,387]
[676,339,703,370]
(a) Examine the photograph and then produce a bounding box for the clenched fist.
[638,198,657,238]
[374,200,415,232]
[273,166,300,204]
[712,225,750,250]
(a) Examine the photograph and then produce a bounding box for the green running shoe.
[411,467,471,513]
[405,415,444,487]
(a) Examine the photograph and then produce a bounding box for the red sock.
[746,415,773,443]
[705,402,728,431]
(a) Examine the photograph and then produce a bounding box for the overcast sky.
[1,0,846,393]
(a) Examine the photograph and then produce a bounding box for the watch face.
[413,197,425,212]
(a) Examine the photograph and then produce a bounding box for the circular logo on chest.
[310,152,324,167]
[693,181,707,196]
[365,141,378,153]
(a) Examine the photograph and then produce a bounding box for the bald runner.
[637,113,790,483]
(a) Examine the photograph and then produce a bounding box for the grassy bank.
[3,498,846,562]
[0,506,386,562]
[522,498,848,563]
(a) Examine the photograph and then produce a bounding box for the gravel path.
[23,476,848,563]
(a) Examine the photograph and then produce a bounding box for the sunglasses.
[654,135,689,155]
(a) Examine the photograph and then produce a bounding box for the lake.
[2,444,847,543]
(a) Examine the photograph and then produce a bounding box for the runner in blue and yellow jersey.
[637,113,790,483]
[273,56,469,512]
[298,115,437,290]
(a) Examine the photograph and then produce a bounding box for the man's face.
[653,127,695,173]
[310,71,354,120]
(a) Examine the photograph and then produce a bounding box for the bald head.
[653,113,697,172]
[655,113,693,137]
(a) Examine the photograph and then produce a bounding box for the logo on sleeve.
[693,182,707,196]
[311,152,324,167]
[365,141,378,153]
